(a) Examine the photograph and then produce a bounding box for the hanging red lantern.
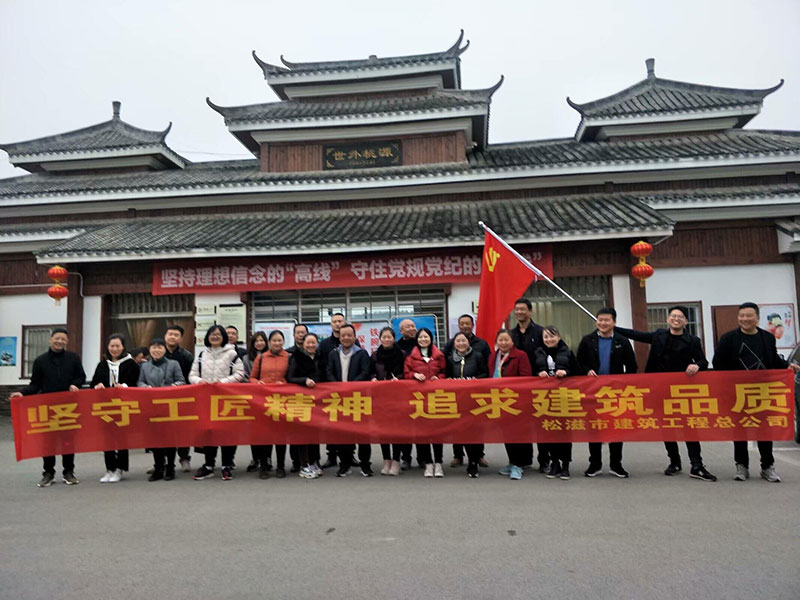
[47,265,69,283]
[48,284,69,306]
[630,240,655,287]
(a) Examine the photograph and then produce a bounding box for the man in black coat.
[713,302,800,483]
[326,323,372,477]
[576,307,637,478]
[11,328,86,487]
[164,324,194,471]
[615,305,716,481]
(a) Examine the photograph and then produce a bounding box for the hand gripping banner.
[11,370,795,461]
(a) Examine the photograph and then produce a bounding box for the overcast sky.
[1,0,798,180]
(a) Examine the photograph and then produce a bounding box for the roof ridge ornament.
[112,100,121,120]
[445,29,470,57]
[252,50,289,77]
[646,58,655,79]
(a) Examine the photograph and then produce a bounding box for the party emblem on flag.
[485,247,500,272]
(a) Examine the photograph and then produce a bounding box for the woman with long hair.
[404,327,446,478]
[91,333,140,483]
[244,331,269,473]
[286,333,323,479]
[370,326,407,476]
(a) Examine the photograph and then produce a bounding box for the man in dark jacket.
[395,318,418,356]
[11,328,86,487]
[164,325,194,471]
[286,323,309,354]
[713,302,800,483]
[577,307,637,478]
[225,325,248,360]
[326,323,372,477]
[443,314,490,467]
[615,305,716,481]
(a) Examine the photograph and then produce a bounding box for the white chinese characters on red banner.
[152,247,552,295]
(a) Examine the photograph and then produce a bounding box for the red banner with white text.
[11,370,794,461]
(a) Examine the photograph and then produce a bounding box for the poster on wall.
[391,315,438,346]
[307,321,389,355]
[252,322,297,349]
[760,303,796,349]
[0,337,17,366]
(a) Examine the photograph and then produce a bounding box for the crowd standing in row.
[11,300,798,487]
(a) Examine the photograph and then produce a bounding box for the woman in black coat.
[533,326,579,481]
[446,332,489,478]
[370,327,407,476]
[90,333,140,483]
[286,333,323,479]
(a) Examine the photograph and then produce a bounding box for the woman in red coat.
[404,328,446,477]
[489,329,532,481]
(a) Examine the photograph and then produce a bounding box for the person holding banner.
[713,302,800,483]
[163,325,194,472]
[243,331,269,473]
[614,306,717,482]
[446,331,489,478]
[405,327,447,477]
[577,307,637,478]
[190,325,246,481]
[287,332,324,479]
[250,330,290,479]
[492,329,533,480]
[11,328,86,487]
[138,338,186,481]
[90,333,140,483]
[370,326,407,476]
[534,326,579,480]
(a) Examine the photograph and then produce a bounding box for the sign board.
[323,140,401,170]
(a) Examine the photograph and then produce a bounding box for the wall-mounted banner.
[12,370,794,461]
[152,247,553,295]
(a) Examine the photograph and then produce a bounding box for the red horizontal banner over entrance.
[12,371,794,461]
[151,246,552,295]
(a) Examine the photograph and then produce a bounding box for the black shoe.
[321,458,337,469]
[544,463,561,479]
[264,458,273,471]
[690,466,717,482]
[664,463,682,476]
[361,463,374,477]
[290,463,301,473]
[275,467,286,479]
[609,464,630,478]
[336,466,352,477]
[467,462,479,478]
[221,466,233,481]
[148,469,164,482]
[584,464,602,477]
[560,467,571,480]
[193,465,214,480]
[164,469,175,481]
[38,472,55,487]
[538,462,549,474]
[246,460,259,473]
[258,468,269,480]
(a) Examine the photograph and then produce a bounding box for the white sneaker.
[760,465,781,483]
[423,464,434,478]
[99,471,112,483]
[108,469,122,483]
[434,463,444,478]
[381,460,392,475]
[389,460,401,476]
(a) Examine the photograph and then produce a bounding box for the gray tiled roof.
[207,87,495,125]
[34,193,673,260]
[1,130,799,200]
[568,68,783,120]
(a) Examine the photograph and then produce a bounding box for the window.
[647,302,703,341]
[21,324,65,379]
[109,293,194,350]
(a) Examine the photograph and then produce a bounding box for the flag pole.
[478,221,597,321]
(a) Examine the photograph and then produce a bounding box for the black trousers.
[337,444,371,469]
[43,454,74,475]
[204,446,236,468]
[665,441,703,467]
[417,443,443,464]
[549,443,572,466]
[733,441,774,469]
[588,442,623,467]
[381,444,405,461]
[504,443,533,468]
[464,444,484,464]
[152,448,176,471]
[536,443,551,466]
[177,447,190,461]
[103,450,129,472]
[254,445,287,469]
[297,444,320,467]
[453,443,484,460]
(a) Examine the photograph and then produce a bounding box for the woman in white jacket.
[190,325,246,481]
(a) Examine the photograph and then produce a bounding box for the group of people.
[12,300,798,487]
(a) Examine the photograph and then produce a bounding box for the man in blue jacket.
[326,323,372,477]
[615,305,717,481]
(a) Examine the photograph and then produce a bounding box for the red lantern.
[630,240,655,287]
[47,265,68,283]
[48,284,69,306]
[630,240,653,258]
[631,263,654,287]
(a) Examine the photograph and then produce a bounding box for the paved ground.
[1,415,798,600]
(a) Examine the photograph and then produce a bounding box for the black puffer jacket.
[287,350,323,385]
[533,341,578,376]
[445,349,489,379]
[370,345,406,380]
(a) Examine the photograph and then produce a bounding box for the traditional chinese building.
[1,32,799,400]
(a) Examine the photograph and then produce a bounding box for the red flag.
[475,229,536,341]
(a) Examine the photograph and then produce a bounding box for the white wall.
[646,263,797,358]
[81,295,102,380]
[611,274,633,327]
[448,283,479,337]
[0,294,67,385]
[194,292,242,306]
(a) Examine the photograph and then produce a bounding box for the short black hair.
[514,298,532,310]
[165,324,184,336]
[739,302,760,316]
[543,325,561,337]
[597,307,617,321]
[148,338,166,349]
[379,326,396,339]
[203,324,229,348]
[668,305,690,319]
[268,330,285,341]
[51,327,69,337]
[458,314,475,324]
[303,332,319,343]
[495,328,513,341]
[339,323,356,334]
[294,323,308,334]
[132,346,150,358]
[331,312,345,319]
[225,325,239,332]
